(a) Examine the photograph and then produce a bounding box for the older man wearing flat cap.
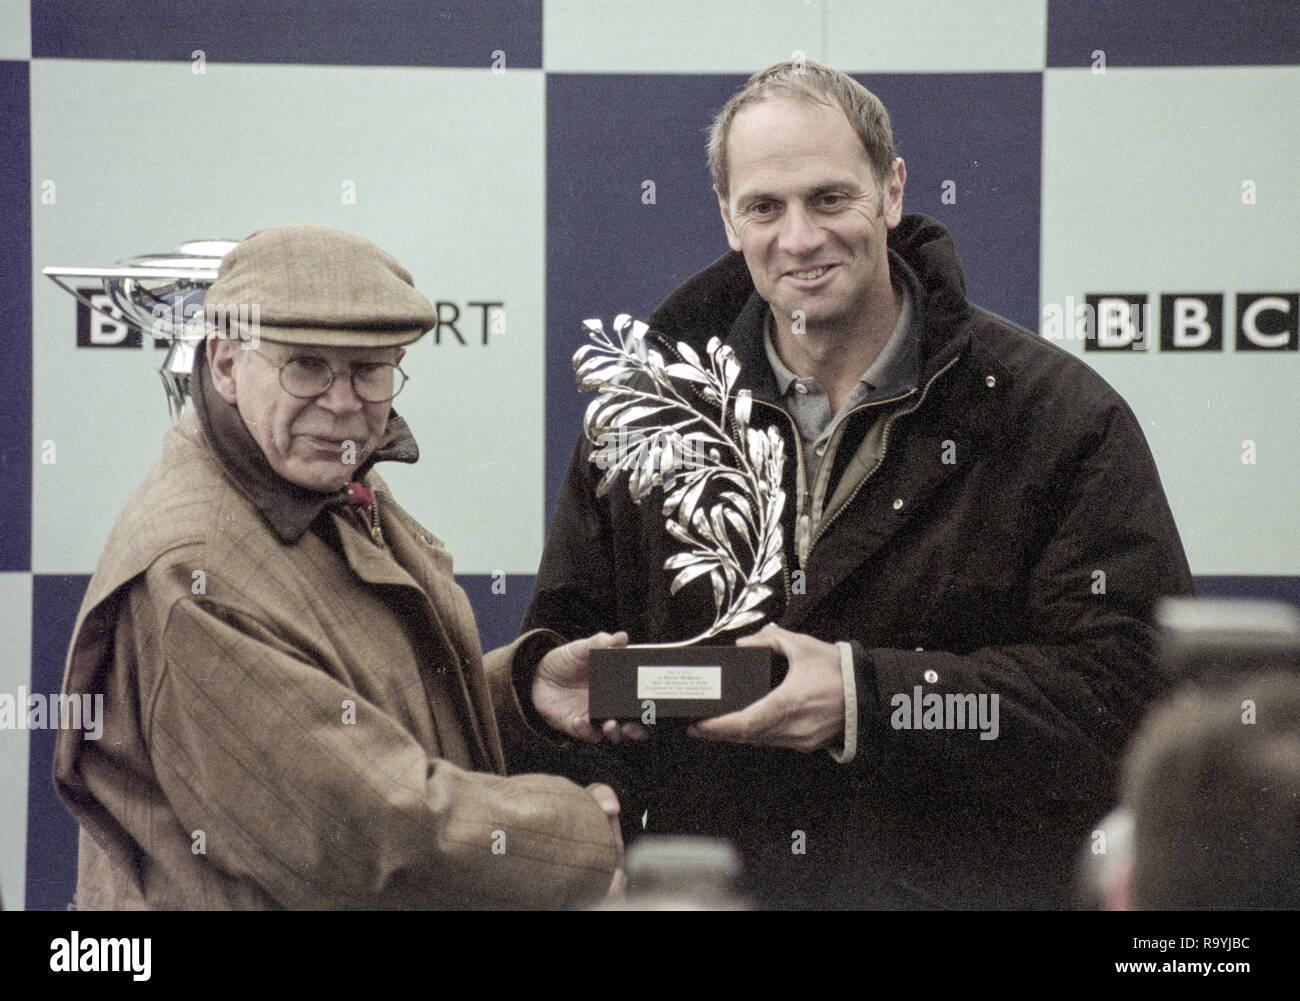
[54,223,625,909]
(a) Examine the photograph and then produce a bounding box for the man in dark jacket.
[523,60,1194,908]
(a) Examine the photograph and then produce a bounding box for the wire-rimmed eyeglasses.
[248,348,408,403]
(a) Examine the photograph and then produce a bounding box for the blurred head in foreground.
[1107,672,1300,909]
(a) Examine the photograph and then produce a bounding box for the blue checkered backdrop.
[1,0,1296,909]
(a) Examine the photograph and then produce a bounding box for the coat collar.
[647,213,977,390]
[643,215,1015,634]
[192,343,419,544]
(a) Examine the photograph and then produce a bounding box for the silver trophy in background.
[44,240,236,418]
[575,314,787,721]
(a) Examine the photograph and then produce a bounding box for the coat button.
[985,374,996,388]
[892,498,904,511]
[923,669,938,684]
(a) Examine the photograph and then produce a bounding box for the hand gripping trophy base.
[575,315,788,723]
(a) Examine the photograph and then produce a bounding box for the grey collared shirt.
[763,282,917,485]
[760,282,918,768]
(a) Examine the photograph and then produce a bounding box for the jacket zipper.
[355,493,385,546]
[652,334,956,597]
[804,353,962,558]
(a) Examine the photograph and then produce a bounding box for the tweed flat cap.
[204,223,436,347]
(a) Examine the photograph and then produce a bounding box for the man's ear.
[207,336,241,405]
[716,188,742,252]
[883,157,906,229]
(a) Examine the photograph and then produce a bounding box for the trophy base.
[588,645,772,723]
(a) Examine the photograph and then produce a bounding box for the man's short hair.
[707,59,898,199]
[1122,673,1300,909]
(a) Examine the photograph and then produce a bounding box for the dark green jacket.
[526,214,1194,908]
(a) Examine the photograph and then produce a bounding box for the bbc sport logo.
[1041,292,1297,352]
[73,287,509,348]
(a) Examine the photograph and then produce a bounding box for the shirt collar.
[192,344,419,544]
[761,281,917,399]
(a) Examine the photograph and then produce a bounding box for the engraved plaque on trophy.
[574,315,787,722]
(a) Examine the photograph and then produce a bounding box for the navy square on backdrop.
[32,0,542,67]
[1196,576,1300,608]
[1047,0,1300,66]
[0,60,32,573]
[545,73,746,516]
[455,574,535,650]
[544,71,1041,516]
[25,575,90,912]
[859,73,1041,333]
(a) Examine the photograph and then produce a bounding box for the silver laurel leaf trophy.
[576,314,787,721]
[44,241,238,419]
